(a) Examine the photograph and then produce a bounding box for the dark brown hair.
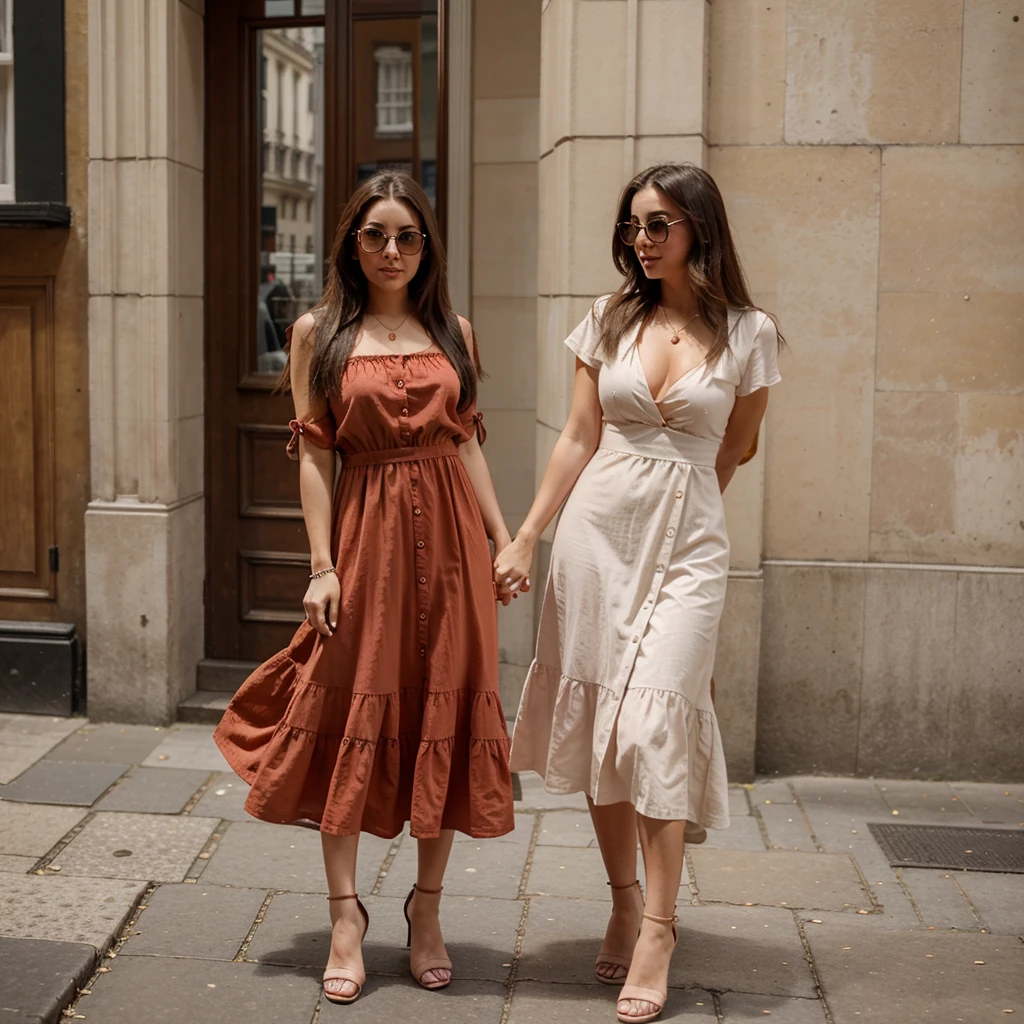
[598,162,783,364]
[301,170,477,408]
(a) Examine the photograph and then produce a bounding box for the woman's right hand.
[494,536,534,602]
[303,572,340,637]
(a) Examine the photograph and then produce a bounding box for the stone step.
[176,689,231,724]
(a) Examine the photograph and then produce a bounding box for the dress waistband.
[598,421,720,468]
[342,441,458,468]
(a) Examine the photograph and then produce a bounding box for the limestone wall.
[707,0,1024,779]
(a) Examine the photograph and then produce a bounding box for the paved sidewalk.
[0,714,1021,1024]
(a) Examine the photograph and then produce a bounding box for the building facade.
[0,0,1020,781]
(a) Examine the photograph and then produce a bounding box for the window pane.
[264,1,295,16]
[302,0,326,14]
[255,26,325,376]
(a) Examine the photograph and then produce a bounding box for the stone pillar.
[537,0,762,777]
[85,0,205,723]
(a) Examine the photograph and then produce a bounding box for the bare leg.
[321,832,364,1000]
[589,797,644,981]
[408,830,456,986]
[618,815,685,1020]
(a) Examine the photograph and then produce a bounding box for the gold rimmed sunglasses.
[616,217,687,246]
[354,227,427,256]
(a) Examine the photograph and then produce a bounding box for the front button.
[419,646,426,657]
[676,491,683,499]
[666,527,675,538]
[632,635,639,644]
[396,380,405,388]
[419,576,426,584]
[413,508,421,516]
[401,407,409,416]
[416,541,425,549]
[656,565,664,573]
[419,612,427,621]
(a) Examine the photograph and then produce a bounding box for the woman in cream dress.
[495,163,782,1024]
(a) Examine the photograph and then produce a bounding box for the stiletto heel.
[322,893,370,1004]
[595,880,644,985]
[403,884,453,990]
[616,911,678,1024]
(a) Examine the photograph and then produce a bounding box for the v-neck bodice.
[565,298,782,447]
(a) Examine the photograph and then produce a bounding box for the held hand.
[494,536,534,605]
[303,572,340,637]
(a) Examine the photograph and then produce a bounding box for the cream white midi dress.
[509,299,781,827]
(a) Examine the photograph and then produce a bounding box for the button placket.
[410,460,430,681]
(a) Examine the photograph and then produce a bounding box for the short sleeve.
[286,411,337,460]
[564,296,610,369]
[458,402,487,446]
[737,312,783,397]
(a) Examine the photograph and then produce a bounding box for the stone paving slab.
[0,853,37,873]
[750,779,798,805]
[198,820,387,894]
[897,869,981,930]
[51,811,219,883]
[0,935,96,1024]
[120,884,268,960]
[535,811,596,848]
[517,895,621,985]
[876,780,975,822]
[950,782,1024,823]
[380,827,529,899]
[791,778,891,823]
[759,803,816,851]
[0,760,129,806]
[93,766,212,814]
[72,955,322,1024]
[0,873,146,946]
[701,814,767,852]
[141,725,231,772]
[188,772,252,821]
[43,723,168,765]
[0,715,82,785]
[247,892,520,984]
[690,849,871,912]
[0,801,85,856]
[318,977,507,1022]
[955,871,1024,935]
[805,920,1024,1023]
[508,981,716,1023]
[718,992,828,1023]
[729,785,753,815]
[525,846,639,901]
[822,837,920,926]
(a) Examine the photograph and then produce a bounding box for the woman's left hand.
[494,535,533,605]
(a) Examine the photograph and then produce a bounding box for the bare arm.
[716,388,769,493]
[493,358,604,586]
[290,313,340,635]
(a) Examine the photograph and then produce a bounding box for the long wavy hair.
[598,163,783,363]
[300,170,477,408]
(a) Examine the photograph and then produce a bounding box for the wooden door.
[205,0,446,669]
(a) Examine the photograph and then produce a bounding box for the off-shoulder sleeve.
[737,312,783,397]
[286,412,338,460]
[564,296,610,369]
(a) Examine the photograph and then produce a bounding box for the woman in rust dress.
[214,171,516,1004]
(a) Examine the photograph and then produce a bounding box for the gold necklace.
[371,312,411,342]
[660,306,701,345]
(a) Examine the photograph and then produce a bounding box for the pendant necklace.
[372,312,411,342]
[661,307,701,344]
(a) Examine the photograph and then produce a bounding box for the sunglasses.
[616,217,687,246]
[354,227,427,256]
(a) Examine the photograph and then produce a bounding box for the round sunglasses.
[354,227,427,256]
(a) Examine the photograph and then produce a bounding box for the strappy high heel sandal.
[322,893,370,1004]
[616,911,678,1024]
[403,884,453,990]
[595,880,644,985]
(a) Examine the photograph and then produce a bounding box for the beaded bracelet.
[308,566,336,580]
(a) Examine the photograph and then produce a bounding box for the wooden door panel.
[0,282,55,601]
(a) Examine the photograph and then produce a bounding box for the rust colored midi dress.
[213,350,515,840]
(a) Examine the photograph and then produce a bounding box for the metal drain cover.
[867,823,1024,874]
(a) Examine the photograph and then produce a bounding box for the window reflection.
[353,11,438,207]
[256,25,325,375]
